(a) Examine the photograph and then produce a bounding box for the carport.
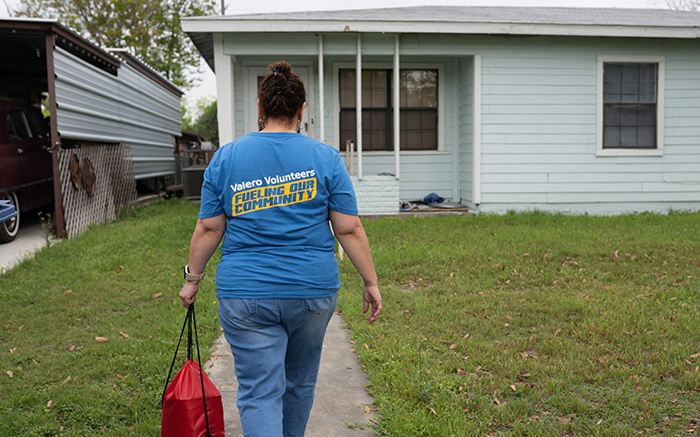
[0,18,182,238]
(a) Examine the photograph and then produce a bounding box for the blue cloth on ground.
[423,193,445,206]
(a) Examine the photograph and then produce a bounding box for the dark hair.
[258,61,306,125]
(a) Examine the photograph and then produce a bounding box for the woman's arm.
[179,214,226,307]
[329,210,382,324]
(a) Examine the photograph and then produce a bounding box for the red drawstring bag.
[162,304,225,437]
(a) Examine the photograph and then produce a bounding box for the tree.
[13,0,217,89]
[182,97,218,147]
[195,99,218,147]
[663,0,699,10]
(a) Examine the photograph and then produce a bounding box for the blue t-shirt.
[198,132,358,299]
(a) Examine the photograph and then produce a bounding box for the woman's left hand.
[179,282,199,307]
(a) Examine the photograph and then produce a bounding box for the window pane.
[340,69,356,108]
[604,106,621,126]
[604,64,622,82]
[422,87,437,108]
[339,110,356,151]
[638,105,656,126]
[621,81,639,103]
[422,110,437,130]
[7,111,30,141]
[639,64,656,83]
[621,64,639,83]
[371,84,387,108]
[604,126,620,147]
[620,127,637,147]
[620,106,638,126]
[637,127,655,148]
[364,110,387,150]
[422,130,438,149]
[604,92,621,104]
[639,82,656,103]
[400,69,438,108]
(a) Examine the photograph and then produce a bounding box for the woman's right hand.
[179,282,199,308]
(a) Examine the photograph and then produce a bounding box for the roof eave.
[181,18,700,39]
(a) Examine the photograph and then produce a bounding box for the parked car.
[0,97,54,243]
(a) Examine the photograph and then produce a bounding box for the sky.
[1,0,668,111]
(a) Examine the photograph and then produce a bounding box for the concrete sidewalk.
[205,313,377,436]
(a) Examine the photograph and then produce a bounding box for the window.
[6,110,31,142]
[339,68,438,151]
[597,56,664,156]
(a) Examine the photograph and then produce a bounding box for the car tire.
[0,192,20,243]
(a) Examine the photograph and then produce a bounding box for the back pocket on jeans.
[220,298,258,321]
[302,295,337,315]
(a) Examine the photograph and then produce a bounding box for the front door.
[246,66,313,138]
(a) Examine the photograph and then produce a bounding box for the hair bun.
[270,61,292,75]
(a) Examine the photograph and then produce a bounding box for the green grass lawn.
[338,211,700,436]
[0,200,222,436]
[2,201,699,436]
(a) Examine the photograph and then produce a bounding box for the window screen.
[603,63,657,149]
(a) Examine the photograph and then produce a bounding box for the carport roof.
[0,18,121,76]
[0,18,182,95]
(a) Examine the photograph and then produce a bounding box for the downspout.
[473,55,482,206]
[356,33,362,180]
[45,31,66,238]
[393,34,400,180]
[318,34,325,143]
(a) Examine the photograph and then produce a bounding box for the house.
[182,6,700,215]
[0,18,182,237]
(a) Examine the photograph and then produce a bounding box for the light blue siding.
[475,36,700,213]
[222,32,700,214]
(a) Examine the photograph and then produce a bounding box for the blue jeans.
[218,295,337,437]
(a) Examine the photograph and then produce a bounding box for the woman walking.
[179,61,382,437]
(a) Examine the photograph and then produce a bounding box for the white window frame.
[596,55,665,157]
[332,62,446,154]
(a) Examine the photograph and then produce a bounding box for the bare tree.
[664,0,699,11]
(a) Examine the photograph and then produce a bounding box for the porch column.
[356,33,363,180]
[393,34,400,180]
[214,33,235,144]
[318,34,325,143]
[473,54,482,205]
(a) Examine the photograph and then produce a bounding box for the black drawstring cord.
[161,304,213,437]
[192,304,213,437]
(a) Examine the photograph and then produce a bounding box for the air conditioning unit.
[182,166,207,199]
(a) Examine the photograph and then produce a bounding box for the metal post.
[318,34,325,143]
[356,34,362,180]
[393,34,400,180]
[45,31,66,238]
